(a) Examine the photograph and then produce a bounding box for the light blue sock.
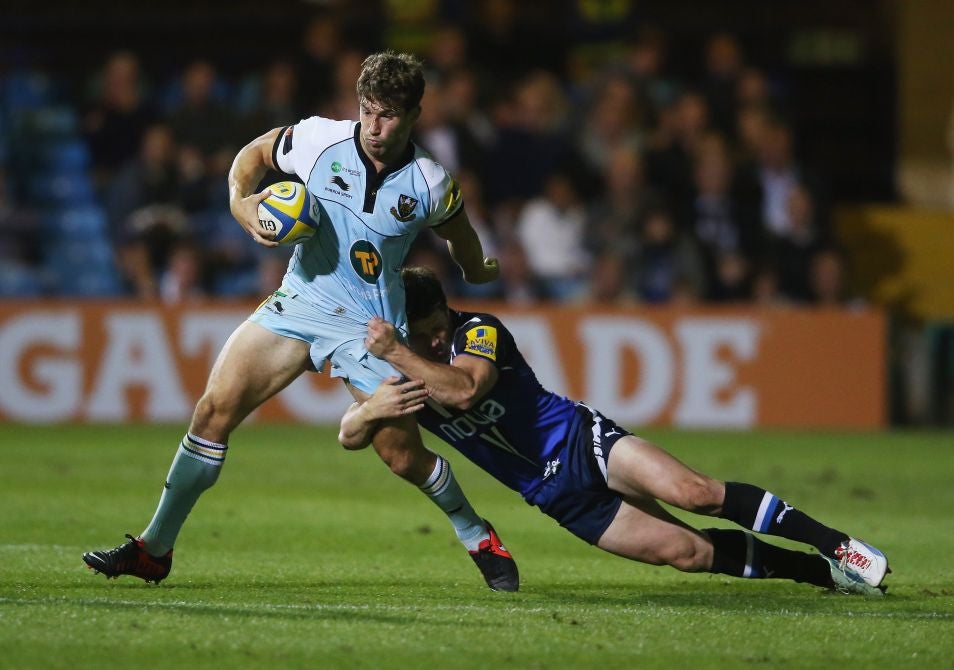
[140,433,227,555]
[419,455,489,551]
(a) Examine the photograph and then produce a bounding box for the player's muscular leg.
[605,436,725,515]
[597,499,713,572]
[345,383,436,485]
[369,415,437,485]
[190,321,312,443]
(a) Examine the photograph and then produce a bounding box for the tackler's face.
[408,309,453,363]
[359,98,420,162]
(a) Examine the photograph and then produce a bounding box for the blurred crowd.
[0,8,855,306]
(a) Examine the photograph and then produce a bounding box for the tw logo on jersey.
[390,194,418,222]
[350,240,383,284]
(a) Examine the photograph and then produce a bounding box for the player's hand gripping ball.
[257,181,320,245]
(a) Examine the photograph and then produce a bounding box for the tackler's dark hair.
[402,266,447,322]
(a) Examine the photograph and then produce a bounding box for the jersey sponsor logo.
[390,194,418,222]
[331,161,362,176]
[435,398,534,465]
[282,126,294,155]
[350,240,383,284]
[330,176,350,191]
[464,325,497,361]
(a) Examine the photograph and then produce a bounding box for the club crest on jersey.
[350,239,383,284]
[390,194,418,222]
[464,325,497,361]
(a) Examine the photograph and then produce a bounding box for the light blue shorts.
[248,288,402,394]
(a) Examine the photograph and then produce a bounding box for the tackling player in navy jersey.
[83,53,517,592]
[340,267,891,595]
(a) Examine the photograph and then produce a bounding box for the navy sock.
[705,528,833,587]
[721,482,848,556]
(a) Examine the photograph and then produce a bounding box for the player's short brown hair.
[356,51,425,112]
[402,266,447,322]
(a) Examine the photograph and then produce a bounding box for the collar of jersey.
[353,122,416,185]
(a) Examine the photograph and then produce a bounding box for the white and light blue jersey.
[271,117,463,352]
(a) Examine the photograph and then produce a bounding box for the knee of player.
[192,392,239,431]
[679,476,724,515]
[377,444,417,478]
[666,537,712,573]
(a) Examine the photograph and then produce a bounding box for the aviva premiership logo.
[464,325,498,361]
[390,194,418,222]
[350,240,383,284]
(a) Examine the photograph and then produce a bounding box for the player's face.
[408,309,453,362]
[359,98,420,165]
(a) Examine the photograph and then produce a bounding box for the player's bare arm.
[338,377,429,450]
[432,210,500,284]
[228,126,282,248]
[365,317,498,410]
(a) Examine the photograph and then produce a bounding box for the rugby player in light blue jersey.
[83,52,518,592]
[340,267,890,596]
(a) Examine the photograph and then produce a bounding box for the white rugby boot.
[823,555,885,596]
[833,538,889,587]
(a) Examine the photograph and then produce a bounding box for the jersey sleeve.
[418,158,464,227]
[272,116,351,182]
[451,315,512,366]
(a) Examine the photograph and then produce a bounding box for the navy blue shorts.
[525,403,631,544]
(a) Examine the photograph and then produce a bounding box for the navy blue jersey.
[416,310,580,498]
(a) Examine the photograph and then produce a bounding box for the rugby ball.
[257,181,319,245]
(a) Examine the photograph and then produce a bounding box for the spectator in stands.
[317,48,367,121]
[106,123,181,238]
[83,51,156,185]
[441,67,497,180]
[496,243,543,305]
[577,73,647,174]
[237,60,302,142]
[426,24,470,79]
[0,170,41,293]
[808,247,853,306]
[709,251,752,302]
[413,78,485,176]
[486,70,574,202]
[106,124,199,299]
[159,240,207,303]
[736,67,773,111]
[750,264,787,307]
[167,60,235,160]
[645,91,710,222]
[701,33,745,140]
[631,207,706,304]
[740,118,826,244]
[514,167,591,301]
[772,183,824,302]
[585,146,659,259]
[297,12,342,113]
[620,26,676,116]
[587,251,633,304]
[687,134,761,291]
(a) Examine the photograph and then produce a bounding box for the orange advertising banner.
[0,301,886,428]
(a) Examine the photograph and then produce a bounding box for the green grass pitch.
[1,425,953,669]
